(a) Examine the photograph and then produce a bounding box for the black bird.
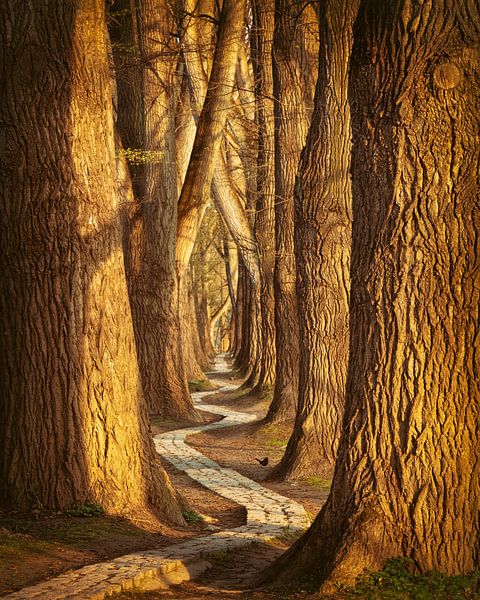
[255,457,269,466]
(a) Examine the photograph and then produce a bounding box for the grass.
[340,558,480,600]
[188,379,216,392]
[0,513,146,548]
[301,476,332,490]
[149,416,181,428]
[182,510,203,525]
[0,531,52,557]
[66,501,104,518]
[265,438,288,448]
[258,422,291,451]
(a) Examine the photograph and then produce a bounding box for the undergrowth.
[66,501,105,518]
[182,510,203,524]
[302,476,332,490]
[340,558,480,600]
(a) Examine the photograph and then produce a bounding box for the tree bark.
[250,0,277,392]
[0,0,183,521]
[111,0,199,420]
[261,0,480,588]
[271,0,357,479]
[176,0,246,273]
[265,0,318,424]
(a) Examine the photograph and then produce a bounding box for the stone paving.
[4,356,309,600]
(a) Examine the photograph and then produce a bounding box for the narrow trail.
[5,357,308,600]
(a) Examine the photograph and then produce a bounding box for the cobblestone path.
[5,357,309,600]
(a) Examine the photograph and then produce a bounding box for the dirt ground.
[188,386,331,519]
[0,373,328,596]
[113,541,327,600]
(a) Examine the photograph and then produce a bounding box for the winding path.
[5,357,309,600]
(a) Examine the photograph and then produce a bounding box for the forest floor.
[0,362,328,597]
[2,361,477,599]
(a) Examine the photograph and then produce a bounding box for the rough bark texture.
[180,272,211,380]
[265,0,318,424]
[176,0,246,273]
[212,155,261,287]
[0,0,183,521]
[111,0,199,420]
[250,0,277,391]
[261,0,480,589]
[272,0,357,479]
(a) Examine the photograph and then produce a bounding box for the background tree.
[260,0,480,589]
[246,0,277,391]
[175,0,247,274]
[265,0,318,424]
[0,0,183,521]
[271,0,357,479]
[111,0,200,420]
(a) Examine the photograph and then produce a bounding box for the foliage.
[116,147,162,165]
[341,558,480,600]
[66,501,105,518]
[182,510,203,524]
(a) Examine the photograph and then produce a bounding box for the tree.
[265,0,318,424]
[271,0,356,479]
[260,0,480,589]
[246,0,277,391]
[111,0,200,420]
[175,0,247,274]
[0,0,183,521]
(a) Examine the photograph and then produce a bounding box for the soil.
[113,541,327,600]
[0,369,328,597]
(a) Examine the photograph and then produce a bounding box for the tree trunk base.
[256,499,401,593]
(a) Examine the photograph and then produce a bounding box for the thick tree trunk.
[0,0,183,521]
[272,0,357,479]
[250,0,277,392]
[261,0,480,589]
[176,0,246,273]
[111,0,199,421]
[265,0,318,424]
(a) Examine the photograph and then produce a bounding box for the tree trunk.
[250,0,277,392]
[231,259,246,360]
[0,0,183,522]
[265,0,318,424]
[111,0,199,421]
[176,0,246,273]
[261,0,480,589]
[271,0,357,479]
[180,271,211,379]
